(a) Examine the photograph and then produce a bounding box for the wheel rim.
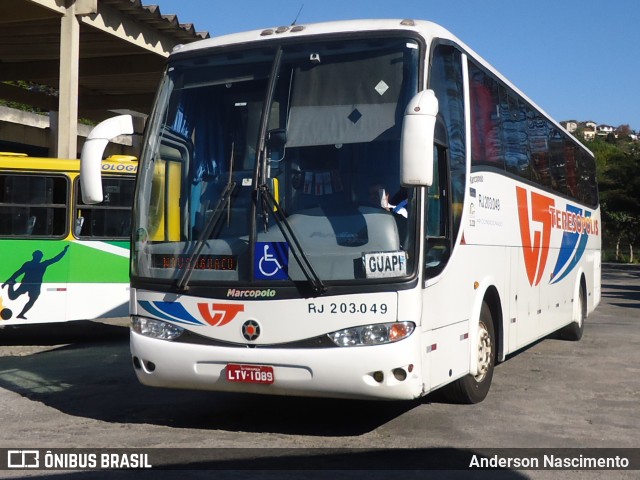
[475,321,492,383]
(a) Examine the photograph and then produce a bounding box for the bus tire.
[559,282,586,341]
[442,302,495,404]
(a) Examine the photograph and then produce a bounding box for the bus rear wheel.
[559,283,586,341]
[443,302,495,404]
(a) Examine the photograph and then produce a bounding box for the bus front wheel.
[443,302,495,404]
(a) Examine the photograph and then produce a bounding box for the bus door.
[72,174,135,320]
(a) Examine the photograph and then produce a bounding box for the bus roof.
[171,18,592,158]
[173,19,452,54]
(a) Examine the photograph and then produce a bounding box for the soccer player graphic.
[1,246,68,320]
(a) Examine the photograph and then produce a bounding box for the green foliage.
[586,135,640,262]
[0,80,54,114]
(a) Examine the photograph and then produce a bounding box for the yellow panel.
[148,158,181,241]
[148,160,167,241]
[166,160,182,240]
[271,177,279,212]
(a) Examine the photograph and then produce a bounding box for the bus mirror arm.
[400,90,439,187]
[80,115,134,204]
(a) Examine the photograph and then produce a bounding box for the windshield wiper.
[176,179,236,291]
[249,47,283,282]
[259,184,327,296]
[245,47,324,295]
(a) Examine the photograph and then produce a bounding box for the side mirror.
[400,90,439,187]
[80,115,134,204]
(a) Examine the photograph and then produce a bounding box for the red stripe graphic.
[516,186,554,286]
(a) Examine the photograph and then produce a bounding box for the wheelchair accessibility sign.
[254,242,289,280]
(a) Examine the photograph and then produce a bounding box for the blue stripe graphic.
[138,300,203,325]
[550,209,591,285]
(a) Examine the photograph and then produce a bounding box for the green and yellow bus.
[0,153,136,325]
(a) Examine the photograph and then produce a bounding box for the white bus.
[81,19,600,403]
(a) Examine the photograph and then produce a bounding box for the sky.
[154,0,640,131]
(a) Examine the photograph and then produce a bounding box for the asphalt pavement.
[0,264,638,479]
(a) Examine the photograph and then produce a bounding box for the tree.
[598,150,640,262]
[603,208,638,262]
[616,124,632,139]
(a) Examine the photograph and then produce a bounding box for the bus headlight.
[131,316,184,341]
[328,322,414,347]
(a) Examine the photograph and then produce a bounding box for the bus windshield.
[133,37,420,287]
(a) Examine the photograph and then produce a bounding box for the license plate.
[226,364,274,385]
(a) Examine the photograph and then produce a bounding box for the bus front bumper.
[130,330,424,401]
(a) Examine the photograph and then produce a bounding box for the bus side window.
[75,177,135,239]
[0,174,67,237]
[425,141,451,277]
[430,42,466,248]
